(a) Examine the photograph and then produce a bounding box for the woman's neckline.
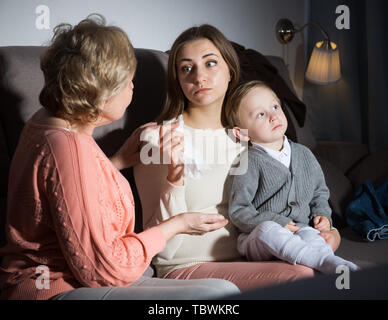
[182,109,224,130]
[183,123,226,134]
[27,118,94,139]
[28,108,94,138]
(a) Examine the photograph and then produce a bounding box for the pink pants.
[163,260,315,291]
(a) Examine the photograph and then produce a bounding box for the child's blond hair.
[223,80,276,128]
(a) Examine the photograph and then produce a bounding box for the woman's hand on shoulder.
[110,122,158,170]
[157,212,228,241]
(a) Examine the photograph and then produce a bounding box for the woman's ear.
[232,127,250,142]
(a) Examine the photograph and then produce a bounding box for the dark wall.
[303,0,388,152]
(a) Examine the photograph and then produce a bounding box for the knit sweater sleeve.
[45,131,166,287]
[227,151,291,234]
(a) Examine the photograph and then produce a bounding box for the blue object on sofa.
[346,178,388,241]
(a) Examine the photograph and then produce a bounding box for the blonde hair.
[156,24,240,123]
[39,14,137,125]
[223,80,276,128]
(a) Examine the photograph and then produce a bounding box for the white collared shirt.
[251,136,291,168]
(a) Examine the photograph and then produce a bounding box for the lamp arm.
[295,21,330,44]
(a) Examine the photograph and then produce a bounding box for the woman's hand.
[110,122,158,170]
[179,212,228,235]
[156,212,228,241]
[159,122,184,186]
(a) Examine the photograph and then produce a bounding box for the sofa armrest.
[313,141,369,174]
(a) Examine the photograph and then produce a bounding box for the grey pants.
[238,221,359,274]
[52,268,240,300]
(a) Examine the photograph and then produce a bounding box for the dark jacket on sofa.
[231,42,307,132]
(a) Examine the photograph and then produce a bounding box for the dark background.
[304,0,388,153]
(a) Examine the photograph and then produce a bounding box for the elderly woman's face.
[100,73,134,124]
[176,38,231,109]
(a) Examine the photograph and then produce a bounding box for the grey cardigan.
[227,141,332,234]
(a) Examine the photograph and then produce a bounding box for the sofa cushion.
[0,46,46,156]
[0,46,168,160]
[0,47,46,238]
[0,121,10,198]
[347,150,388,191]
[316,157,354,229]
[283,101,317,150]
[336,226,388,269]
[314,141,369,174]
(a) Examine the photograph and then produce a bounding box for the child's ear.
[232,127,250,142]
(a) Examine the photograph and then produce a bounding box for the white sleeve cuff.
[162,178,185,196]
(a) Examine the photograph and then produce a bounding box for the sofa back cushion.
[0,46,168,157]
[0,45,310,240]
[0,47,44,204]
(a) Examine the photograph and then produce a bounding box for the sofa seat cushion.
[336,226,388,269]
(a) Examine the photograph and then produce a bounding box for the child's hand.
[285,220,300,233]
[313,216,331,232]
[319,230,338,252]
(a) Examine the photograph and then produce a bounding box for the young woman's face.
[176,38,231,109]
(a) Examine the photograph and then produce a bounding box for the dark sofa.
[1,45,388,283]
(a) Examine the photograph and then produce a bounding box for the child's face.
[236,86,288,149]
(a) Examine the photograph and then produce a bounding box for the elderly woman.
[0,15,239,300]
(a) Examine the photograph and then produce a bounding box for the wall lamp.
[276,18,341,85]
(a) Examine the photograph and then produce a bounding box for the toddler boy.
[225,81,358,274]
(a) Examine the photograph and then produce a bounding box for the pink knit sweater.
[0,121,166,300]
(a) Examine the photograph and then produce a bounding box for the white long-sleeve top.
[134,123,246,277]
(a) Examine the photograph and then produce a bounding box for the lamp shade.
[305,41,341,85]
